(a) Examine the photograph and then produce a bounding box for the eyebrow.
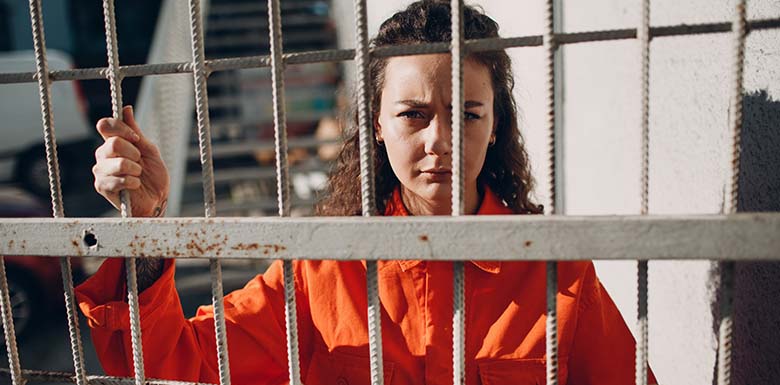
[395,99,485,108]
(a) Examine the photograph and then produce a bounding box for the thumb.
[122,105,160,156]
[122,105,144,138]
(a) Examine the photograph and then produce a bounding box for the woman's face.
[375,54,495,214]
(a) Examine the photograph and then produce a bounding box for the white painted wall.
[332,1,780,384]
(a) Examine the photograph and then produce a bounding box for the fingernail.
[133,132,141,141]
[128,105,134,115]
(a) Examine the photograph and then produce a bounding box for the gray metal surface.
[2,215,776,259]
[2,18,779,85]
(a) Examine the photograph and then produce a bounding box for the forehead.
[381,54,493,103]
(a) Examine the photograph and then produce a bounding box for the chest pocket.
[478,358,568,385]
[304,350,395,385]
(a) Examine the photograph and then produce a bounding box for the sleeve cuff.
[75,258,177,330]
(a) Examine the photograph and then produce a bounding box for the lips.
[421,168,452,174]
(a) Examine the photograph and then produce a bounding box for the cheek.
[464,125,493,178]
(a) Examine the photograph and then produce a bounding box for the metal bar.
[542,0,559,382]
[100,2,144,385]
[0,257,23,385]
[0,368,217,385]
[265,0,301,382]
[449,2,466,385]
[26,1,89,383]
[718,0,746,384]
[353,0,383,383]
[3,18,780,85]
[1,215,779,260]
[636,0,651,383]
[186,0,232,384]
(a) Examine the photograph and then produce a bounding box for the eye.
[465,112,481,120]
[398,110,426,120]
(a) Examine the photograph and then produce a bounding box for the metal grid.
[0,0,778,384]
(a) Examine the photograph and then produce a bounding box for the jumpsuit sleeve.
[75,258,313,385]
[567,262,658,385]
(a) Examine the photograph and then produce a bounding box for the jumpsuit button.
[336,377,349,385]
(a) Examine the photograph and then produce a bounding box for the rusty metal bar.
[185,0,232,383]
[99,2,145,385]
[26,0,89,381]
[264,0,302,382]
[1,215,779,260]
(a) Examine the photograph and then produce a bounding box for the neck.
[400,182,481,216]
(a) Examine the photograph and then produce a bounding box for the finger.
[122,105,161,157]
[96,117,141,143]
[93,157,143,178]
[94,175,141,196]
[95,136,142,162]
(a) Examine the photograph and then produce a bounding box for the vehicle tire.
[15,140,109,216]
[15,145,55,201]
[3,267,41,341]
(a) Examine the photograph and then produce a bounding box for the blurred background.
[0,0,779,384]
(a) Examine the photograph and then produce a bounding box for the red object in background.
[1,199,84,339]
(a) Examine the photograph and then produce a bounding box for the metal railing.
[0,0,778,384]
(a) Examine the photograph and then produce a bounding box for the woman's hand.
[93,106,170,217]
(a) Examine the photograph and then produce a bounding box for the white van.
[0,50,97,201]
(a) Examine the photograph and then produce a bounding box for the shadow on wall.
[712,90,780,385]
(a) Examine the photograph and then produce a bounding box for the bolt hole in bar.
[186,0,233,384]
[265,0,303,383]
[100,2,147,385]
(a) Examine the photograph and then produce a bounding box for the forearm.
[136,199,167,292]
[136,257,164,293]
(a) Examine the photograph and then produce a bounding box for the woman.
[78,1,656,384]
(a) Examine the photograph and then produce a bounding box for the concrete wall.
[332,1,780,383]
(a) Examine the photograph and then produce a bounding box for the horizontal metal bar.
[2,17,778,85]
[0,368,214,385]
[0,214,778,261]
[184,161,328,185]
[187,136,342,159]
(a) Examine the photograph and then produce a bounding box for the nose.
[424,113,452,156]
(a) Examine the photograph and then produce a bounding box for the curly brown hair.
[315,0,542,216]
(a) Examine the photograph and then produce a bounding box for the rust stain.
[231,243,285,253]
[419,235,429,242]
[524,240,532,247]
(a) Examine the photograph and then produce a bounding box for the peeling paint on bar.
[0,215,778,260]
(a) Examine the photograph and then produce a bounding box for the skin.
[375,54,496,216]
[91,55,496,289]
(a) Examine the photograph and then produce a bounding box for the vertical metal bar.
[449,1,466,385]
[0,257,23,385]
[718,1,745,384]
[186,0,232,384]
[636,0,651,383]
[266,0,301,383]
[27,0,88,382]
[542,0,559,383]
[353,0,383,383]
[101,2,145,385]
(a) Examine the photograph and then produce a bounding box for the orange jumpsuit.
[76,186,657,385]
